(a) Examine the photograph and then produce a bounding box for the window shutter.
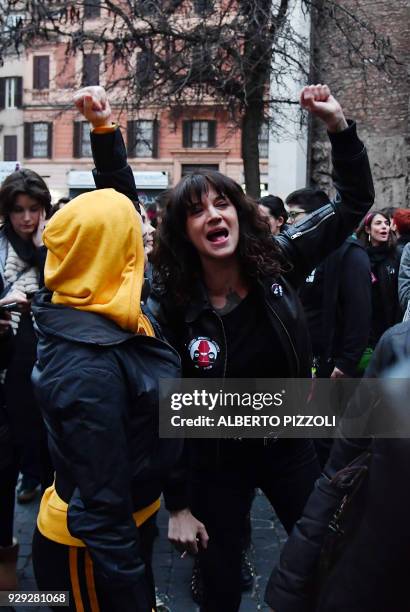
[152,119,159,158]
[40,56,49,89]
[24,123,32,158]
[47,123,53,158]
[83,54,100,86]
[33,57,39,89]
[84,0,101,18]
[4,135,17,161]
[73,122,81,158]
[0,78,5,110]
[127,121,136,157]
[33,56,49,89]
[208,121,216,147]
[182,121,192,148]
[15,77,23,108]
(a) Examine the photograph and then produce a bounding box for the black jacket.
[148,123,374,378]
[265,321,410,612]
[32,290,181,611]
[90,121,374,510]
[299,237,371,376]
[367,244,400,347]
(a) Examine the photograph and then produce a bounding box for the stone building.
[310,0,409,209]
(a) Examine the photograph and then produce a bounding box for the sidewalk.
[13,489,285,611]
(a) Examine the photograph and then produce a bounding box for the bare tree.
[0,0,401,196]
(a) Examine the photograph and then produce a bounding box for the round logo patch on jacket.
[188,336,220,370]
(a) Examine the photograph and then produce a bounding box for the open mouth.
[206,228,229,243]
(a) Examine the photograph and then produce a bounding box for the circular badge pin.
[271,283,283,297]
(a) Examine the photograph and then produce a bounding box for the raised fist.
[73,86,112,129]
[300,84,348,133]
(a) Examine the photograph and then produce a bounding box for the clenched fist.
[300,84,348,133]
[73,85,112,129]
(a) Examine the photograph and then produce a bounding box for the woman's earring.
[368,233,371,243]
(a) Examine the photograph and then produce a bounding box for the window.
[84,0,101,18]
[4,13,25,30]
[82,54,100,86]
[193,0,212,15]
[73,122,92,158]
[182,120,216,148]
[136,50,154,86]
[4,136,17,161]
[127,120,159,158]
[182,163,219,176]
[258,122,269,158]
[24,123,52,158]
[0,77,22,109]
[33,56,50,90]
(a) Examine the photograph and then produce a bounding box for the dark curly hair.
[0,169,52,219]
[151,169,287,305]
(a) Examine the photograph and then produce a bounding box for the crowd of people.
[0,82,408,612]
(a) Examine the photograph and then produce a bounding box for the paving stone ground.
[12,489,285,612]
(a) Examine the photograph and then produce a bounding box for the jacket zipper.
[290,210,335,240]
[265,301,300,376]
[212,310,228,377]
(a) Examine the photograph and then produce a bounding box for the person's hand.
[32,209,47,248]
[300,84,348,133]
[168,508,209,556]
[330,366,348,379]
[0,290,29,332]
[74,86,112,129]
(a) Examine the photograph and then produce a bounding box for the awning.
[67,170,168,190]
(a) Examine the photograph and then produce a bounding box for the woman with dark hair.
[258,194,288,235]
[0,169,53,587]
[357,211,400,348]
[75,83,374,612]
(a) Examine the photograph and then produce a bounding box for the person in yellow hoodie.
[30,188,181,612]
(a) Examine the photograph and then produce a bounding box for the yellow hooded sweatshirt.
[44,188,153,335]
[37,188,159,547]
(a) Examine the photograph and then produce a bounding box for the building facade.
[0,3,269,204]
[310,0,409,208]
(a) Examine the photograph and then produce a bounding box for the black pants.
[0,462,18,547]
[32,514,158,612]
[190,438,320,612]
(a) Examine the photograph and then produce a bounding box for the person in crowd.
[31,189,182,612]
[258,195,288,235]
[140,203,156,302]
[295,188,371,380]
[398,241,410,315]
[290,188,372,466]
[356,211,400,349]
[0,290,29,590]
[285,188,329,225]
[52,197,71,215]
[265,319,410,612]
[392,207,410,258]
[0,169,53,505]
[73,83,374,612]
[380,205,399,231]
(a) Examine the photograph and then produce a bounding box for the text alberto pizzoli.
[169,391,336,429]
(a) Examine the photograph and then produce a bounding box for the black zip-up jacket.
[265,320,410,612]
[299,237,372,376]
[90,120,374,509]
[367,244,401,347]
[31,290,181,612]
